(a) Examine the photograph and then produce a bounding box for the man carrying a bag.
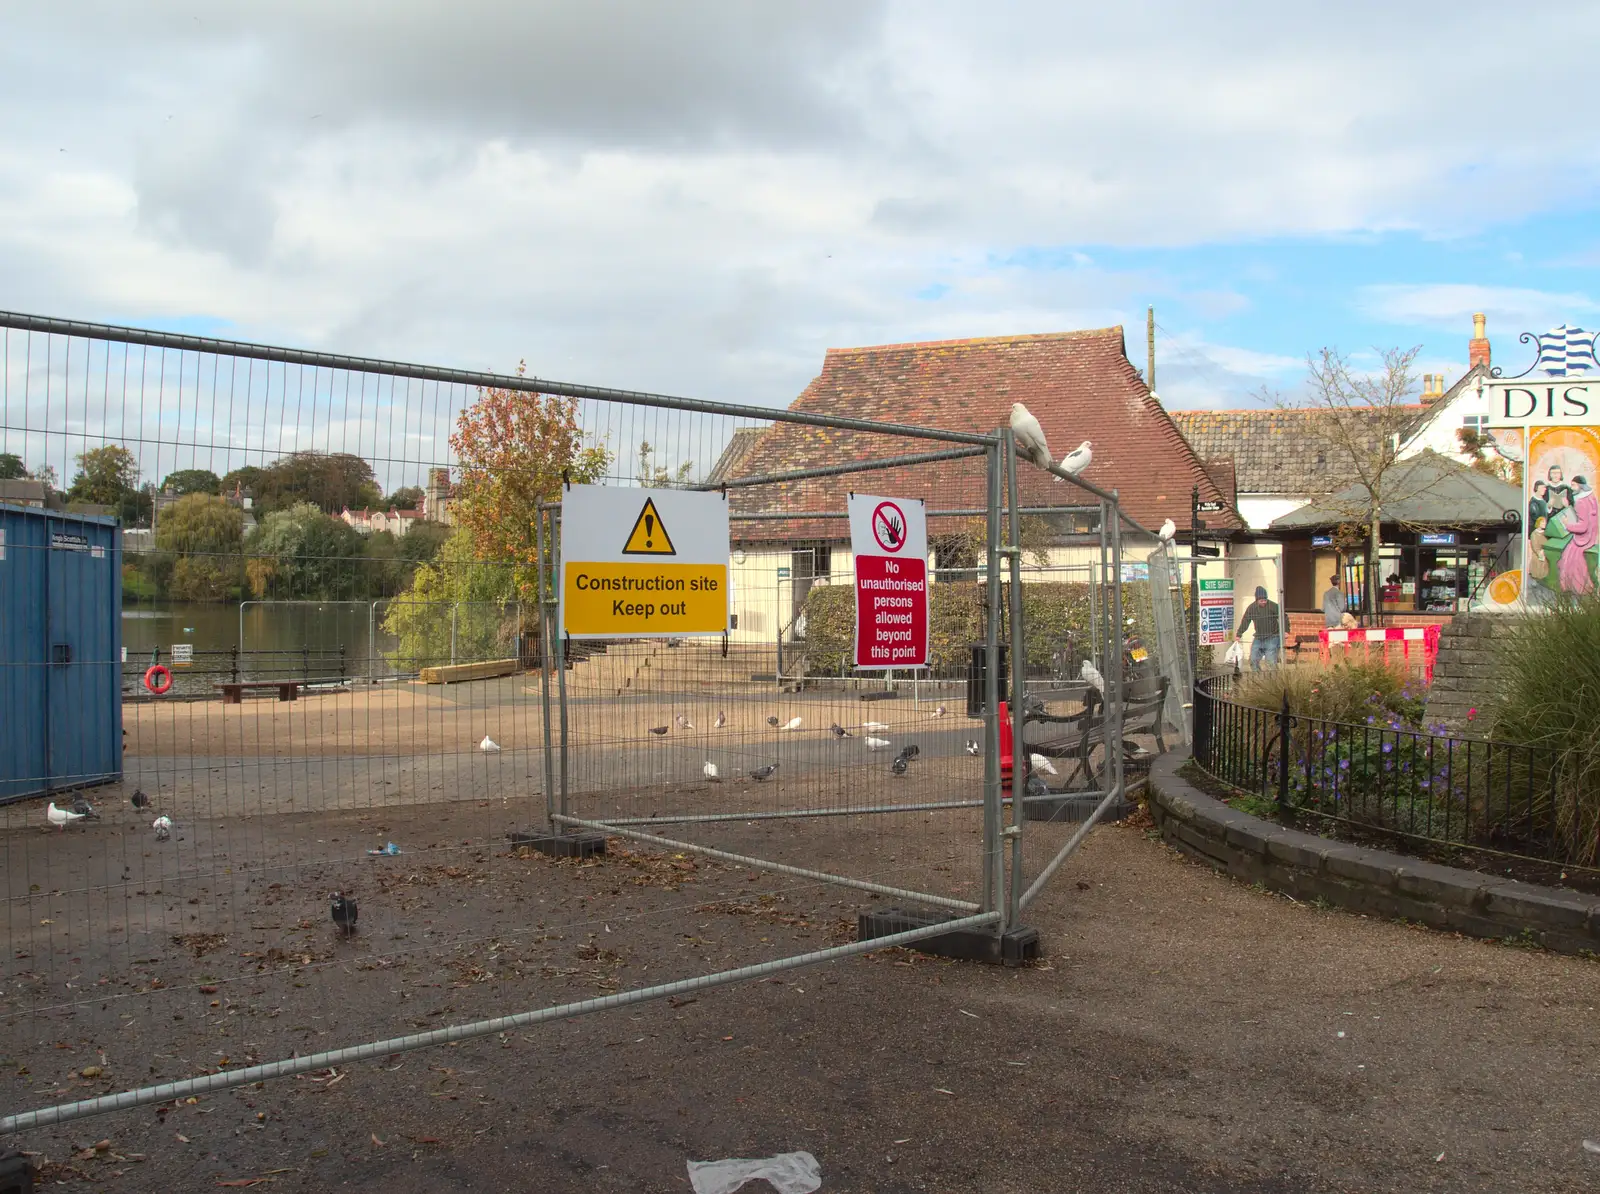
[1236,586,1283,671]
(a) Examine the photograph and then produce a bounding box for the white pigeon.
[1008,403,1052,469]
[714,710,727,728]
[675,713,695,731]
[152,815,172,842]
[703,761,721,783]
[865,736,892,751]
[1158,517,1176,543]
[782,717,803,731]
[965,739,981,756]
[479,735,501,752]
[1060,441,1092,476]
[862,721,890,731]
[47,802,85,830]
[930,704,947,719]
[1029,753,1059,776]
[1080,659,1105,694]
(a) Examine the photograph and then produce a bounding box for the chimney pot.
[1469,312,1491,369]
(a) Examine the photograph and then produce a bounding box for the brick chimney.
[1468,312,1490,369]
[1420,373,1446,405]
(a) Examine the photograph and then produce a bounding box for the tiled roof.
[707,427,764,487]
[1172,406,1425,498]
[722,328,1239,540]
[1270,450,1521,529]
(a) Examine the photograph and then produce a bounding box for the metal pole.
[0,308,996,448]
[1002,427,1028,930]
[982,440,1004,920]
[553,508,570,818]
[1110,490,1126,811]
[450,603,458,666]
[554,813,979,913]
[0,910,999,1136]
[1189,485,1201,682]
[535,507,557,830]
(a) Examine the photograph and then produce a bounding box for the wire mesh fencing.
[0,308,1146,1142]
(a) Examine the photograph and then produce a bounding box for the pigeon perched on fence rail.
[1059,441,1092,476]
[1009,403,1052,469]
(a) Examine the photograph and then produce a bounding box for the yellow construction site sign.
[560,484,729,638]
[621,497,676,555]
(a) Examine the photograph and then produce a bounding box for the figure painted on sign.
[1546,465,1574,518]
[1558,475,1599,595]
[1529,479,1550,530]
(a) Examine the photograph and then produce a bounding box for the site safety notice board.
[560,485,730,638]
[848,492,929,669]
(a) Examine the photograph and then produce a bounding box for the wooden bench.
[215,681,303,704]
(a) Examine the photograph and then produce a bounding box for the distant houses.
[340,506,427,537]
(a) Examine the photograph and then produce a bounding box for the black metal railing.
[1193,674,1579,867]
[122,646,347,698]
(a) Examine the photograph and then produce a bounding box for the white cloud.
[1359,284,1600,336]
[2,0,1600,463]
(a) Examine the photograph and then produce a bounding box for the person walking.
[1236,586,1283,670]
[1322,574,1348,628]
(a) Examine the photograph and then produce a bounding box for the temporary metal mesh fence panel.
[0,310,1135,1140]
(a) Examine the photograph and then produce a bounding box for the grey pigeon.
[331,892,358,936]
[830,722,852,739]
[749,764,778,782]
[766,716,780,728]
[714,710,727,728]
[70,793,100,820]
[130,788,150,810]
[890,755,908,776]
[1025,772,1050,799]
[896,744,919,761]
[648,725,669,736]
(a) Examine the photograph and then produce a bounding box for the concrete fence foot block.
[857,907,1041,966]
[508,830,608,859]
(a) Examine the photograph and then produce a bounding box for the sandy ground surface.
[3,796,1598,1193]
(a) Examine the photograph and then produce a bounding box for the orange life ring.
[143,665,173,695]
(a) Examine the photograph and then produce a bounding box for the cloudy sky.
[4,0,1599,425]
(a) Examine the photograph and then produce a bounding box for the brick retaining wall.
[1148,752,1600,956]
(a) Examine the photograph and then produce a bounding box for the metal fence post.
[536,505,558,830]
[1277,691,1291,806]
[450,604,458,666]
[1001,427,1027,930]
[1110,491,1125,807]
[982,440,1004,921]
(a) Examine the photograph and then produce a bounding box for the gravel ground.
[5,799,1598,1193]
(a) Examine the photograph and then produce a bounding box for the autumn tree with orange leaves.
[381,366,610,664]
[449,365,611,575]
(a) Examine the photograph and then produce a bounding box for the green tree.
[386,485,425,511]
[253,452,383,515]
[67,444,150,525]
[221,465,264,496]
[381,528,522,667]
[246,502,367,600]
[400,519,450,566]
[0,453,24,480]
[636,441,694,487]
[154,493,245,602]
[160,468,222,496]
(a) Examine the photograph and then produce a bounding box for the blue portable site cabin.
[0,503,123,804]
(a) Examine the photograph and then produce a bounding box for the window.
[1461,415,1486,430]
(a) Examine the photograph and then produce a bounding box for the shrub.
[1490,600,1600,865]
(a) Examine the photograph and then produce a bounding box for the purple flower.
[1339,758,1350,771]
[1381,742,1393,754]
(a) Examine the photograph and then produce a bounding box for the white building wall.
[1398,383,1489,464]
[1238,496,1307,531]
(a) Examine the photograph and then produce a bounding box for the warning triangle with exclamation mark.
[621,497,676,555]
